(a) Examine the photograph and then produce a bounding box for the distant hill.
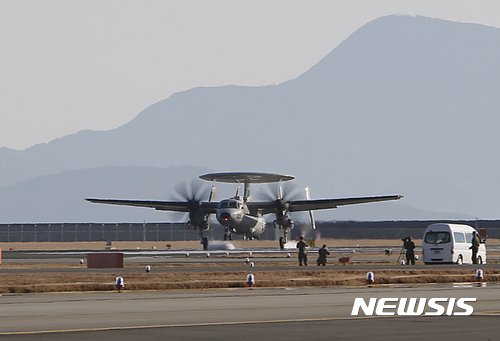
[0,165,469,223]
[1,15,500,220]
[0,166,212,222]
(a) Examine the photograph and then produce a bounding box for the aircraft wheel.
[456,255,463,265]
[224,234,228,241]
[202,237,209,251]
[279,237,285,250]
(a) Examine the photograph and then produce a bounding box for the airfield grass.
[1,239,499,293]
[1,267,499,294]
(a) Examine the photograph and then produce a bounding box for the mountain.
[1,15,500,220]
[0,165,213,222]
[0,165,468,223]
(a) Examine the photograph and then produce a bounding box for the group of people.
[297,235,420,267]
[296,236,329,266]
[296,231,483,266]
[404,231,482,265]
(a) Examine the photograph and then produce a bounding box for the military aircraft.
[86,172,402,250]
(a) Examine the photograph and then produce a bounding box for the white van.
[422,223,486,265]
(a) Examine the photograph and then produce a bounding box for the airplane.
[86,172,403,250]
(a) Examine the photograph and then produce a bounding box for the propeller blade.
[173,179,212,202]
[256,181,303,201]
[171,179,214,227]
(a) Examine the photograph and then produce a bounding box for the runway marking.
[475,311,500,316]
[3,310,500,336]
[0,316,387,336]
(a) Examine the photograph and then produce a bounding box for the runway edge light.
[246,273,255,287]
[115,276,124,292]
[366,272,374,285]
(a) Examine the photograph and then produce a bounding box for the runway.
[1,285,499,340]
[4,244,500,272]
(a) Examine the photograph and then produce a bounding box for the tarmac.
[1,284,499,340]
[2,242,500,339]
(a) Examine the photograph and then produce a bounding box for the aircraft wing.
[85,198,219,213]
[288,195,403,212]
[249,195,402,214]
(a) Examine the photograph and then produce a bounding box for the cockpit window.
[218,200,240,209]
[424,231,451,244]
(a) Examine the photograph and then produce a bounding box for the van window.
[453,232,466,243]
[424,231,451,244]
[465,233,473,244]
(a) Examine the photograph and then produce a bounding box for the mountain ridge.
[1,15,500,220]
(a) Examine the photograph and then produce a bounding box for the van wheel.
[456,255,463,265]
[478,256,483,264]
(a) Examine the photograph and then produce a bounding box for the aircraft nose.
[220,212,231,223]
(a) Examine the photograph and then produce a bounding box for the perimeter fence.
[1,220,499,242]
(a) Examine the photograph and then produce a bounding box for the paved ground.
[2,242,500,339]
[1,284,499,340]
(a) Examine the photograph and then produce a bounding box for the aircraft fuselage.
[216,198,265,238]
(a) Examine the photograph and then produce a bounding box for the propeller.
[257,181,303,202]
[172,179,215,230]
[257,181,316,237]
[173,179,212,202]
[255,181,301,229]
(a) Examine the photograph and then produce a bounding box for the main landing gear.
[279,237,285,250]
[199,230,209,251]
[278,228,290,250]
[201,237,208,251]
[274,220,292,250]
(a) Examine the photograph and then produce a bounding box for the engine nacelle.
[188,207,210,230]
[274,214,293,229]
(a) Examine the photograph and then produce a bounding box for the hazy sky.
[1,0,499,149]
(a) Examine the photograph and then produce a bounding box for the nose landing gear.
[223,225,233,241]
